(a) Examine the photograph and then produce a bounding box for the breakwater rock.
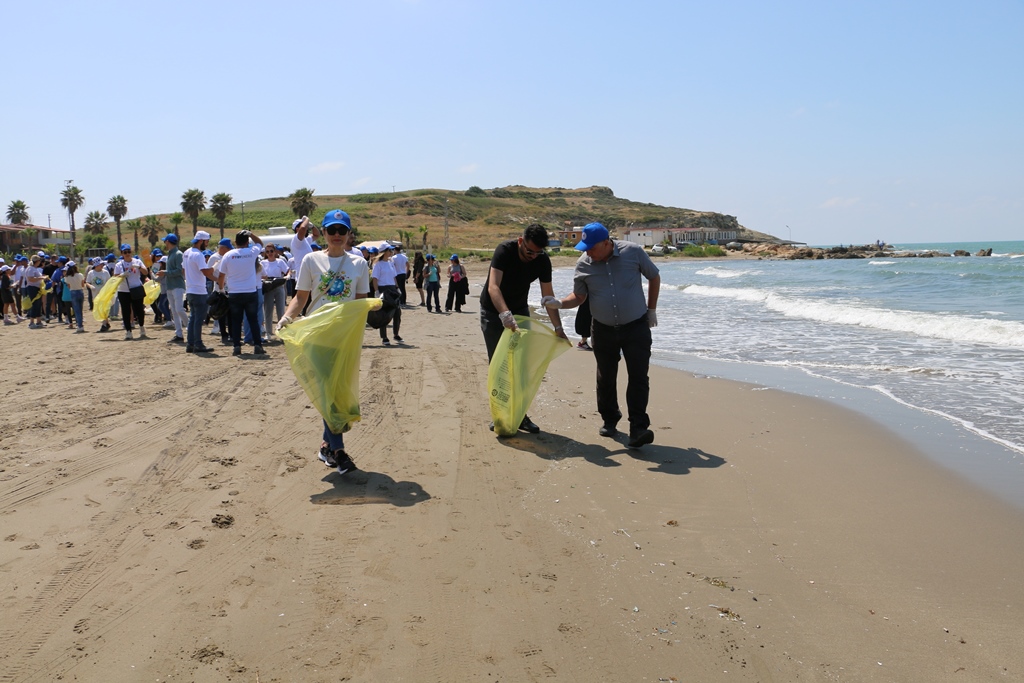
[741,243,994,260]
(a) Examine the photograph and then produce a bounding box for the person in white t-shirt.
[391,245,410,305]
[371,245,402,345]
[277,209,369,476]
[216,230,265,356]
[290,216,319,277]
[112,244,150,340]
[260,244,291,337]
[183,231,216,353]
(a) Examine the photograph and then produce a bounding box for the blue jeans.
[227,291,260,347]
[323,420,345,452]
[186,292,209,348]
[243,289,265,344]
[70,290,85,328]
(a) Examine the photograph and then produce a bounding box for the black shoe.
[186,346,194,353]
[99,323,110,332]
[169,336,185,344]
[254,345,266,355]
[381,338,390,346]
[317,445,337,468]
[519,415,540,434]
[599,424,618,438]
[233,346,242,356]
[489,421,495,431]
[394,335,404,343]
[334,450,357,475]
[193,345,212,353]
[627,429,655,449]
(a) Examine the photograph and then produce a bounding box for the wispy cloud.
[309,161,344,174]
[820,196,861,209]
[352,177,371,188]
[459,163,479,174]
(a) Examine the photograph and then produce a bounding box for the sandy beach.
[2,261,1023,683]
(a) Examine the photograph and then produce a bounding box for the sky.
[2,0,1021,245]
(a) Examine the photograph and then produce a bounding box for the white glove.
[647,308,658,328]
[541,296,562,309]
[499,310,518,331]
[276,315,293,333]
[300,215,308,222]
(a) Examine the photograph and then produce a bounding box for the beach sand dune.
[1,279,1022,682]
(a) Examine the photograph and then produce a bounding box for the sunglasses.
[522,245,545,257]
[324,225,350,236]
[121,250,132,254]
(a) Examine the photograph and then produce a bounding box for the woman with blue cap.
[113,243,150,340]
[445,254,468,313]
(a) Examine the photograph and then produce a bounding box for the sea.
[546,240,1024,508]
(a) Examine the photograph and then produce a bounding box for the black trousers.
[396,274,408,304]
[116,290,147,330]
[591,314,652,435]
[480,306,529,362]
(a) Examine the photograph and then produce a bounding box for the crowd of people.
[3,215,661,472]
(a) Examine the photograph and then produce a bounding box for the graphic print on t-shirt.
[319,270,353,302]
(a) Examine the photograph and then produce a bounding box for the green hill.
[126,185,778,251]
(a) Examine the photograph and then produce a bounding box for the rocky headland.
[736,243,996,260]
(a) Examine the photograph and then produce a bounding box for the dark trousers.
[591,315,652,435]
[186,292,209,348]
[480,306,529,362]
[396,274,408,304]
[425,281,441,311]
[227,291,260,348]
[445,278,466,311]
[116,290,146,330]
[377,285,401,339]
[26,286,42,318]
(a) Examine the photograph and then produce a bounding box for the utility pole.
[240,201,245,229]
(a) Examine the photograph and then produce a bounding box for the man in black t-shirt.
[480,224,566,434]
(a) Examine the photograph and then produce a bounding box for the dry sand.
[2,264,1023,682]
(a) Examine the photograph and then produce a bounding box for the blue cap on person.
[322,209,351,230]
[120,243,132,252]
[574,222,610,251]
[311,243,322,251]
[152,248,163,257]
[58,255,68,263]
[106,253,116,261]
[218,238,232,248]
[367,246,378,254]
[163,233,178,244]
[450,254,458,261]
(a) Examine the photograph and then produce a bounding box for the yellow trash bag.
[277,298,383,434]
[143,279,160,306]
[488,316,571,436]
[93,276,124,322]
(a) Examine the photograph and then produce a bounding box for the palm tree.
[84,210,109,235]
[419,225,429,250]
[125,219,143,252]
[169,212,184,236]
[289,188,317,217]
[60,185,85,256]
[142,215,163,247]
[6,200,30,225]
[180,189,206,236]
[20,227,37,248]
[209,192,234,239]
[106,195,128,250]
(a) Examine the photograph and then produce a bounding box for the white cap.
[193,230,212,242]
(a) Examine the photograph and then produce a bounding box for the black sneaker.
[186,346,195,353]
[317,445,337,468]
[394,335,404,343]
[599,424,618,438]
[233,346,242,356]
[334,450,357,475]
[627,429,655,449]
[194,345,212,353]
[254,345,266,355]
[519,415,540,434]
[381,338,390,346]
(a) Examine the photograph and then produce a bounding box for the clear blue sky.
[3,0,1021,245]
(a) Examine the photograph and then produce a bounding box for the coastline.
[1,268,1022,681]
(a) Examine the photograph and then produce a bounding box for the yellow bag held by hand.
[277,298,383,434]
[93,276,124,322]
[488,316,571,436]
[143,279,160,305]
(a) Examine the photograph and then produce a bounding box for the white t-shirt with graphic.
[87,268,111,291]
[296,251,370,314]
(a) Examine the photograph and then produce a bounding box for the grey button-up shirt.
[573,240,659,326]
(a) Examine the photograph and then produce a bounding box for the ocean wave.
[868,260,897,265]
[683,285,1024,348]
[694,266,751,279]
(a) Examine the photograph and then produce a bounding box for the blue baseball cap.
[426,253,435,259]
[202,249,212,256]
[449,254,458,261]
[310,243,322,250]
[218,238,232,248]
[322,209,352,230]
[575,222,610,251]
[151,248,163,257]
[367,246,378,254]
[58,255,69,262]
[106,253,116,261]
[163,233,179,244]
[120,243,132,252]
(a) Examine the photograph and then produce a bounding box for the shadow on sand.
[310,469,431,507]
[498,430,725,475]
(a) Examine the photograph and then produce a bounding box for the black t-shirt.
[479,239,552,313]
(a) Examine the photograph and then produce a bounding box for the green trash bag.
[488,315,571,436]
[277,298,383,434]
[93,276,124,321]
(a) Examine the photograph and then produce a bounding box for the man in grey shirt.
[543,222,660,448]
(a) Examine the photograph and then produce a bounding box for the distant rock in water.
[976,248,993,256]
[954,250,971,256]
[739,242,987,260]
